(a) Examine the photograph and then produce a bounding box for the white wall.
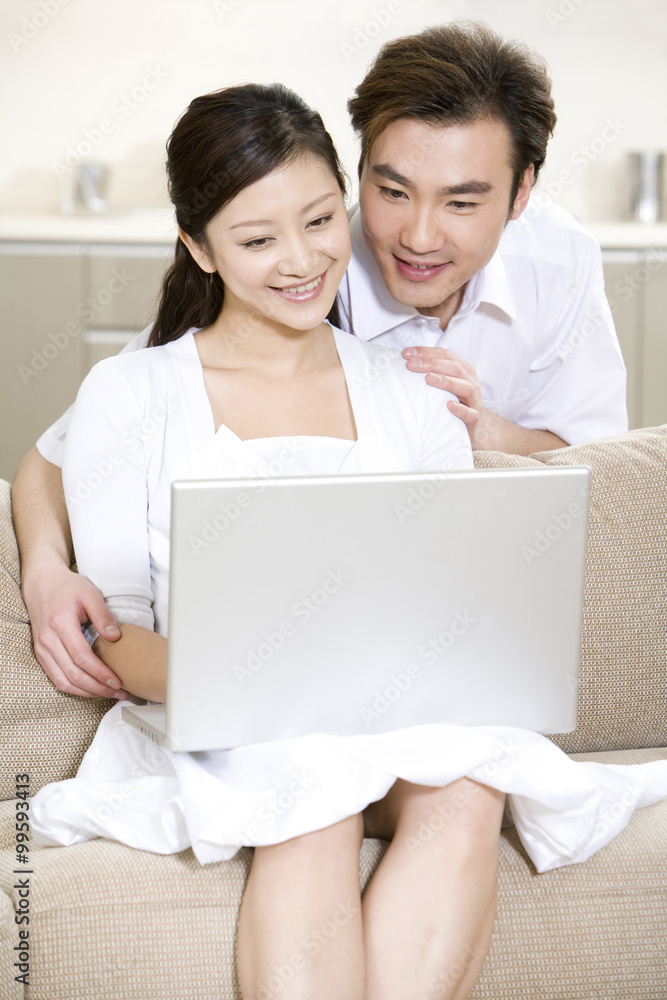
[0,0,665,224]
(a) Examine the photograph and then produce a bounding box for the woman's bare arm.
[12,447,125,698]
[93,624,167,702]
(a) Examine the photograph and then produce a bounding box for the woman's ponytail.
[149,240,223,347]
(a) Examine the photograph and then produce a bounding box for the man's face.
[358,117,533,325]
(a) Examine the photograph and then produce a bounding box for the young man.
[14,22,626,696]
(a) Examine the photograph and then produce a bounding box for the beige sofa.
[1,427,666,1000]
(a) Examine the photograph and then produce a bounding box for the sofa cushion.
[475,425,667,753]
[1,748,664,999]
[0,481,115,799]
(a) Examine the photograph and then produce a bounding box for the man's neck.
[417,283,467,332]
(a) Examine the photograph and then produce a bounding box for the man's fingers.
[34,634,121,698]
[84,598,121,642]
[447,398,479,427]
[404,346,479,381]
[425,372,480,408]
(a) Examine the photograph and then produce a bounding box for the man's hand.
[22,553,126,699]
[403,346,568,455]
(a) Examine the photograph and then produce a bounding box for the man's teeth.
[284,276,322,294]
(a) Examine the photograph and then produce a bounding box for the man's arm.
[403,347,568,455]
[12,447,125,698]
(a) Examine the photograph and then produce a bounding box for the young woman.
[31,85,667,1000]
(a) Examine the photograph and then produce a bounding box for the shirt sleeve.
[36,325,152,467]
[417,384,475,472]
[519,243,628,445]
[62,360,155,636]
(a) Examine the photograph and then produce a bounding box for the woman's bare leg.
[237,813,365,1000]
[362,777,504,1000]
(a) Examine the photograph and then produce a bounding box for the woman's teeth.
[283,276,322,294]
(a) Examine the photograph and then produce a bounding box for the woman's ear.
[178,227,216,274]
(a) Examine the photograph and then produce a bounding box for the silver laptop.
[122,467,590,751]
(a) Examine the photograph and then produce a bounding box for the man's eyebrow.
[229,192,337,230]
[371,164,493,197]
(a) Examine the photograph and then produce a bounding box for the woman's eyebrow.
[230,192,338,231]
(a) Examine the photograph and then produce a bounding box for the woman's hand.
[22,553,126,698]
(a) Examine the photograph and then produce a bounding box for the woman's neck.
[195,305,336,377]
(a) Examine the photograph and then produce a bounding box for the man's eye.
[449,201,476,210]
[381,187,406,200]
[308,214,333,228]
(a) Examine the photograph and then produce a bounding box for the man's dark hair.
[348,21,557,204]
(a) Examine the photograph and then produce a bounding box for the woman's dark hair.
[348,21,557,207]
[150,83,347,346]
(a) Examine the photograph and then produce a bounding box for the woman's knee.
[365,778,504,845]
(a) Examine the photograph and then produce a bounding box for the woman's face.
[185,154,350,332]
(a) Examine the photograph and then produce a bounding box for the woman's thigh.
[362,778,505,844]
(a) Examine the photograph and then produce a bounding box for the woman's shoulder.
[331,326,436,401]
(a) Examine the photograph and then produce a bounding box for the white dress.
[31,328,667,871]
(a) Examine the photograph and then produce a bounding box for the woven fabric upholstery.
[0,799,387,1000]
[0,481,115,799]
[0,885,24,1000]
[1,750,664,999]
[474,425,667,753]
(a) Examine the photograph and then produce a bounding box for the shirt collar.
[346,205,517,338]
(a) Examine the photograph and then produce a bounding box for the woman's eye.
[307,214,333,228]
[242,237,271,249]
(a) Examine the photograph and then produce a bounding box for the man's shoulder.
[82,330,192,394]
[500,196,601,269]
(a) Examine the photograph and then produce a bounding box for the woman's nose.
[278,236,317,278]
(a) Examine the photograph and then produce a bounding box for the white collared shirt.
[337,201,628,445]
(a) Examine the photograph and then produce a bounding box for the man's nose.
[399,207,444,255]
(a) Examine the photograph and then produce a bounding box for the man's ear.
[509,164,535,220]
[178,227,216,274]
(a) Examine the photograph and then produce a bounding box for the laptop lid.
[124,466,590,751]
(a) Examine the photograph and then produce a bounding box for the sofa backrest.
[1,426,665,796]
[476,425,667,754]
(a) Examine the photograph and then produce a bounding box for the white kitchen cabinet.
[602,249,667,430]
[0,242,170,482]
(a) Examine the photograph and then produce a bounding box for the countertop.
[1,211,667,249]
